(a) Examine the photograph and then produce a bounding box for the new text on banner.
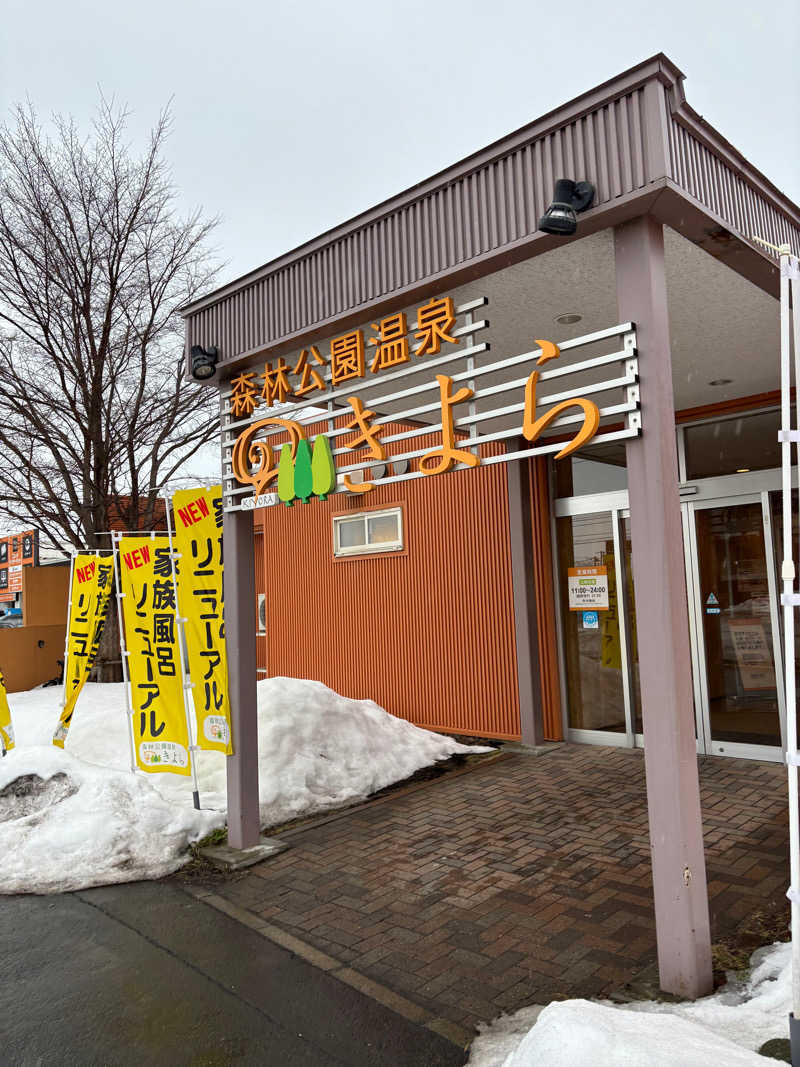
[172,487,233,755]
[118,536,191,776]
[53,554,113,748]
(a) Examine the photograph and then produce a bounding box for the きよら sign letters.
[222,297,641,513]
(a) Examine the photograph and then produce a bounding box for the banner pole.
[58,550,77,737]
[0,683,5,756]
[788,253,800,1056]
[0,669,9,757]
[112,532,137,775]
[164,496,202,811]
[776,248,800,1065]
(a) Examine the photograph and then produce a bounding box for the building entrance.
[555,477,788,761]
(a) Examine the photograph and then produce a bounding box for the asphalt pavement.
[0,880,466,1067]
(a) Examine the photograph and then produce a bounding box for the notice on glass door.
[568,566,609,611]
[727,618,774,691]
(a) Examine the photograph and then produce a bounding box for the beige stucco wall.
[22,564,70,627]
[0,624,65,692]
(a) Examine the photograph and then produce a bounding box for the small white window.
[333,507,403,557]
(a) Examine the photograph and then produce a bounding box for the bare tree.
[0,100,219,551]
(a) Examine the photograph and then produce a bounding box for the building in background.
[0,559,69,691]
[0,529,39,620]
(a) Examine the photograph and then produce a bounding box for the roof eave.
[180,53,685,318]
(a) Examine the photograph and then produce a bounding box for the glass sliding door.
[555,506,638,742]
[687,495,784,758]
[555,479,787,761]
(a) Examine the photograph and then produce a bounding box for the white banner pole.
[753,236,800,1055]
[164,498,202,811]
[112,532,137,774]
[57,550,77,737]
[778,247,800,1044]
[0,673,7,756]
[788,253,800,1041]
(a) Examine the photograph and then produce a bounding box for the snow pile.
[252,677,487,826]
[1,678,487,894]
[469,942,792,1066]
[0,747,219,894]
[487,1000,768,1066]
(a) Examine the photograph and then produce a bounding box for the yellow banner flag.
[0,667,14,753]
[118,536,191,776]
[53,554,114,748]
[172,487,233,754]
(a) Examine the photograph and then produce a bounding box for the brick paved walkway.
[210,746,788,1033]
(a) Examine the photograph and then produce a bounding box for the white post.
[59,550,77,729]
[112,532,138,774]
[164,498,202,811]
[778,245,800,1056]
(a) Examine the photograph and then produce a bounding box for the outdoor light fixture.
[709,378,733,387]
[191,344,219,381]
[555,313,583,325]
[538,179,595,236]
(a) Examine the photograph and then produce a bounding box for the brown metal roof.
[183,53,800,377]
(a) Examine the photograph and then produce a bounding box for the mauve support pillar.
[615,215,713,999]
[507,456,545,746]
[223,507,261,849]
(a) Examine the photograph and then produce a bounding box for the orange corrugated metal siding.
[257,419,521,739]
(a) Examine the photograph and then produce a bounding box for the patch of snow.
[469,942,792,1066]
[498,999,768,1066]
[622,941,791,1054]
[0,746,219,894]
[1,678,488,894]
[470,1005,544,1066]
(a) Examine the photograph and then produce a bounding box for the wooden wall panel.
[255,422,522,739]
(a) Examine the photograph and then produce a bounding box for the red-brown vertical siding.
[530,457,563,740]
[255,420,522,739]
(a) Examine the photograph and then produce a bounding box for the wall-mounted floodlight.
[191,344,219,381]
[538,179,596,237]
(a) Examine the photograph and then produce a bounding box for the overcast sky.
[3,0,798,290]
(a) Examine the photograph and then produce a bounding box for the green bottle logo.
[277,442,295,506]
[311,435,336,501]
[277,433,336,506]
